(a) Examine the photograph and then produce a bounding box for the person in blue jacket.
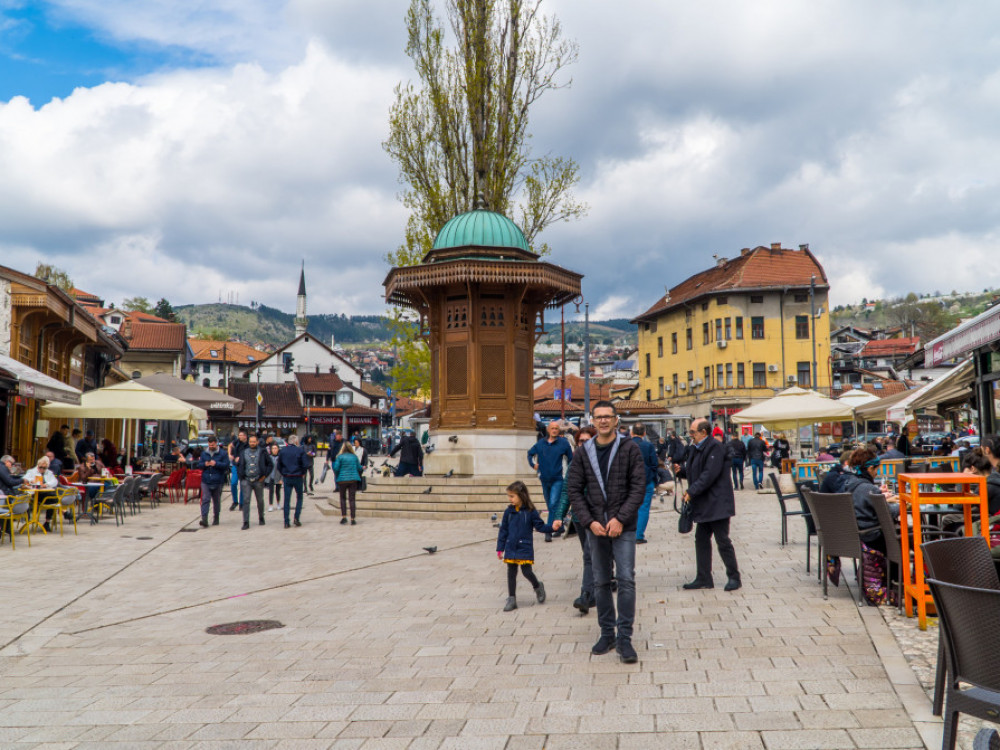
[193,435,230,528]
[631,423,659,544]
[527,421,574,542]
[496,481,561,612]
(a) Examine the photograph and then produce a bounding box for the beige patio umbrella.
[836,388,881,442]
[731,386,854,430]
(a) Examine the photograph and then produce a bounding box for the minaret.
[294,262,308,337]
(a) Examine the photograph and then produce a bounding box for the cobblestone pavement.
[881,603,992,750]
[0,484,938,749]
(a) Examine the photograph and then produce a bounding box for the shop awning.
[0,353,81,405]
[853,389,914,421]
[885,358,975,423]
[927,305,1000,365]
[135,373,243,413]
[39,381,208,420]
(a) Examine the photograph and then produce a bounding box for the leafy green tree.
[388,310,431,398]
[384,0,586,266]
[154,298,176,320]
[34,262,74,291]
[122,296,154,314]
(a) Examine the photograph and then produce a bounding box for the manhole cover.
[206,620,284,636]
[136,536,153,540]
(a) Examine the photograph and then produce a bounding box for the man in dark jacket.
[630,423,658,544]
[746,432,768,489]
[527,421,574,541]
[193,435,230,528]
[726,432,747,490]
[278,434,308,528]
[390,433,423,477]
[682,418,741,591]
[567,400,647,664]
[0,455,23,495]
[238,434,273,530]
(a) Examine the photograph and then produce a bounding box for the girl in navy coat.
[496,481,561,611]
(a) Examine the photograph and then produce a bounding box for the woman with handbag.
[332,442,363,525]
[352,436,368,472]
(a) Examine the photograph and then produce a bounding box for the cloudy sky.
[2,1,999,320]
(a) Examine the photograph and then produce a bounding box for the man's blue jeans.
[540,478,563,525]
[230,465,242,508]
[589,530,637,640]
[731,459,745,489]
[636,482,655,540]
[750,459,764,488]
[283,475,304,524]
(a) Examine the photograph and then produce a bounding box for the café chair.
[93,482,126,526]
[926,577,1000,750]
[922,537,1000,719]
[141,473,163,509]
[768,473,811,549]
[55,486,80,536]
[801,489,865,604]
[0,494,32,549]
[36,487,64,535]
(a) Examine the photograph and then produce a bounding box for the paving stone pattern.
[0,484,938,748]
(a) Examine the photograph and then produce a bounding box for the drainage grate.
[136,536,153,540]
[206,620,284,636]
[179,528,198,533]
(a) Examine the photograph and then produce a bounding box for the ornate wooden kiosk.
[384,204,582,476]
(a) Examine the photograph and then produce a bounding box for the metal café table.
[898,472,989,630]
[19,486,56,535]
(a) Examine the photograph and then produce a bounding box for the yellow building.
[630,244,831,421]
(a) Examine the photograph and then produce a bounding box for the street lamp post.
[584,302,591,423]
[336,387,354,444]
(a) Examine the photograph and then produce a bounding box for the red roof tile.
[631,245,828,322]
[612,399,670,414]
[861,337,920,357]
[831,382,914,398]
[125,321,187,351]
[294,372,345,393]
[190,339,267,365]
[228,382,301,418]
[534,399,584,413]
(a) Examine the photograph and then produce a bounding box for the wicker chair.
[794,479,820,576]
[922,537,1000,719]
[926,578,1000,750]
[869,490,906,614]
[801,489,865,603]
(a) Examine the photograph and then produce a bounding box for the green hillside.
[174,304,393,347]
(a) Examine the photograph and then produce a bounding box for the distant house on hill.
[188,339,268,389]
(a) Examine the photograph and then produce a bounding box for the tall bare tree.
[384,0,585,266]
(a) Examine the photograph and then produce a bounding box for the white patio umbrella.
[836,388,881,443]
[731,386,855,430]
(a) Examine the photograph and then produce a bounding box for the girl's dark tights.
[507,563,539,596]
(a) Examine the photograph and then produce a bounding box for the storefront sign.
[208,402,237,411]
[237,420,299,430]
[310,415,379,426]
[930,306,1000,365]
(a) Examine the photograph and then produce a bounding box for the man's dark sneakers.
[284,522,291,529]
[212,517,220,526]
[636,538,648,545]
[544,533,552,543]
[259,517,265,526]
[616,638,638,664]
[229,503,238,511]
[199,517,209,528]
[573,596,590,615]
[592,635,616,655]
[724,578,742,592]
[241,522,249,531]
[293,519,301,527]
[340,517,348,525]
[682,579,714,590]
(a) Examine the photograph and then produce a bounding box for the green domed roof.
[432,207,531,253]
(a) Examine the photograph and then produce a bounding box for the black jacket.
[819,464,848,494]
[237,445,274,481]
[390,435,423,465]
[567,434,646,532]
[685,436,736,524]
[840,472,897,541]
[746,437,768,461]
[666,436,686,464]
[726,438,747,461]
[0,463,23,494]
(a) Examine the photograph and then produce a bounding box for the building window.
[704,366,712,390]
[717,296,728,305]
[686,328,693,350]
[737,363,745,387]
[671,332,678,354]
[797,361,812,388]
[701,302,708,311]
[673,373,678,394]
[725,318,732,340]
[217,379,224,388]
[715,319,722,341]
[750,295,764,303]
[658,377,664,399]
[201,362,210,374]
[657,336,663,358]
[735,317,743,339]
[795,315,809,339]
[726,363,733,388]
[646,389,652,401]
[247,356,255,362]
[210,349,218,358]
[110,315,122,324]
[794,293,809,303]
[752,363,766,387]
[645,353,651,376]
[717,364,724,389]
[202,378,210,387]
[219,363,225,374]
[751,317,765,339]
[703,322,710,345]
[644,323,650,331]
